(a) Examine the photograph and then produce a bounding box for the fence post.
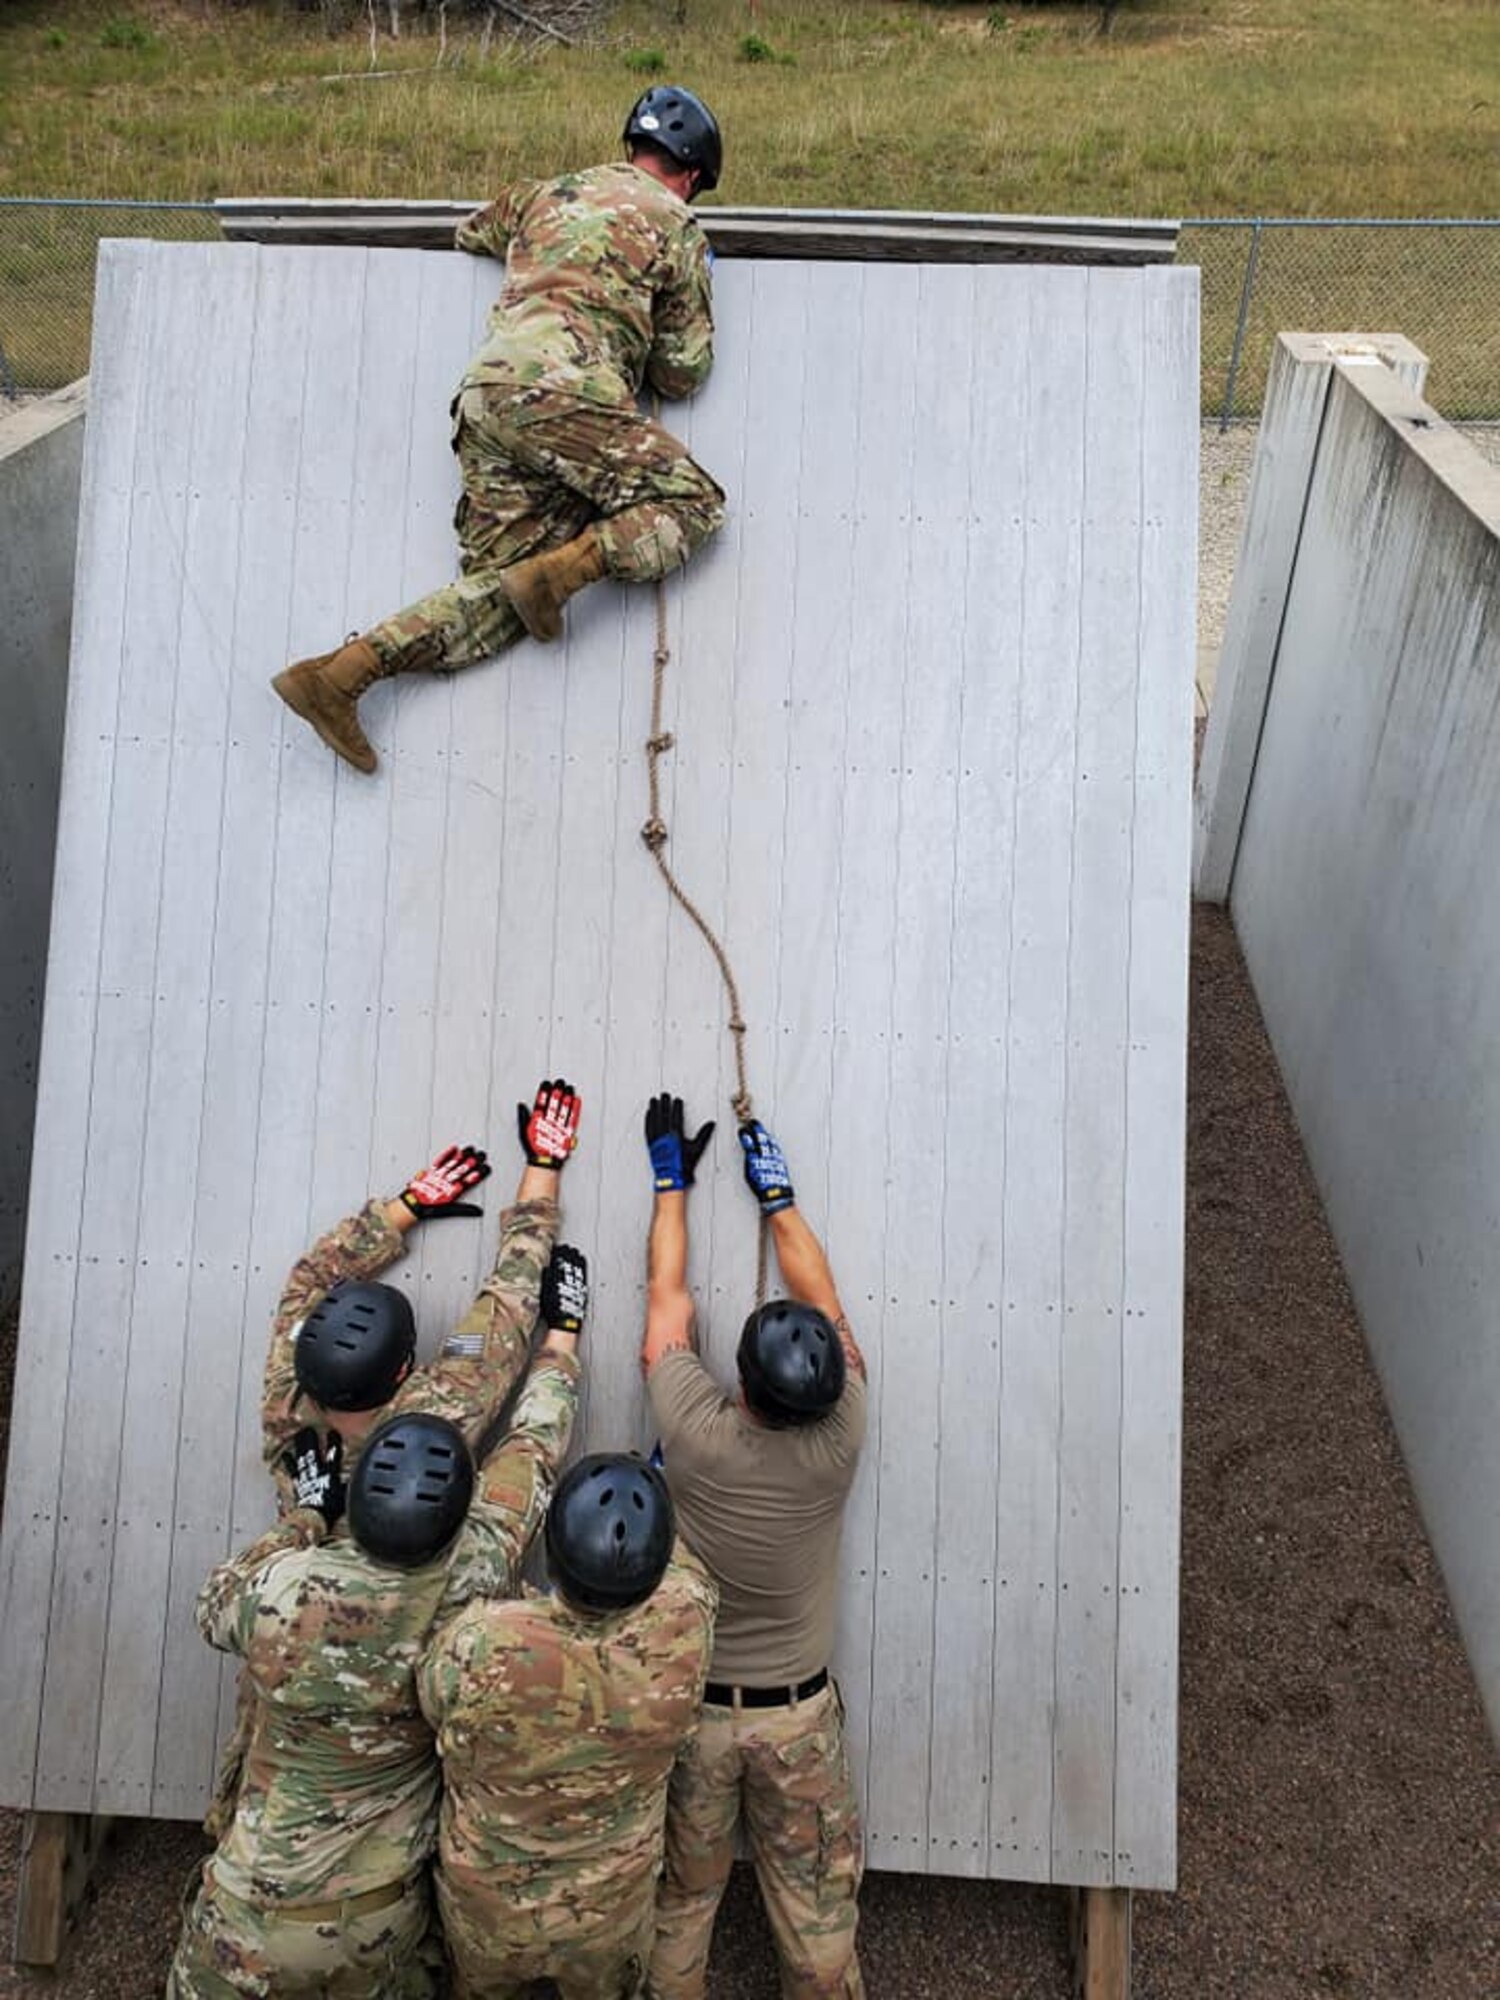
[1220,219,1262,431]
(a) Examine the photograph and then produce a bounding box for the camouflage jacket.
[201,1349,579,1908]
[416,1540,717,1931]
[456,161,714,409]
[261,1195,558,1512]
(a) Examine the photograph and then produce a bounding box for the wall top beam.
[214,198,1179,265]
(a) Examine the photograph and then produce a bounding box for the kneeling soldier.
[418,1447,716,2000]
[168,1247,586,2000]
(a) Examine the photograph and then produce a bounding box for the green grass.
[0,0,1496,215]
[2,0,1498,408]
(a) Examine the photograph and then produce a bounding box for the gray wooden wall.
[0,241,1196,1888]
[1198,349,1500,1745]
[0,387,85,1307]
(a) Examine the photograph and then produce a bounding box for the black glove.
[645,1092,716,1192]
[517,1079,582,1169]
[399,1142,490,1220]
[540,1244,589,1337]
[738,1120,795,1214]
[282,1427,346,1530]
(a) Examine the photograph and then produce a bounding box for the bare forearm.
[649,1191,688,1293]
[770,1207,865,1376]
[643,1192,696,1371]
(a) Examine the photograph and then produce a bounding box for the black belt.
[704,1668,828,1709]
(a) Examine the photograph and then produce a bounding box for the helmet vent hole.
[334,1338,357,1351]
[599,1487,615,1506]
[632,1491,645,1510]
[612,1520,626,1543]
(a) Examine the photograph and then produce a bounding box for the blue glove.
[738,1120,795,1214]
[645,1093,715,1192]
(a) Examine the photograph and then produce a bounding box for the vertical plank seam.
[925,263,979,1865]
[866,266,922,1861]
[1049,267,1090,1883]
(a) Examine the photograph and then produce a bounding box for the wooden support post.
[12,1811,113,1969]
[1069,1885,1132,2000]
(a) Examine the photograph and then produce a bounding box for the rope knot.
[730,1090,754,1124]
[646,732,675,756]
[640,817,668,853]
[654,647,671,668]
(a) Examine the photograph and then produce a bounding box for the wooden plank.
[34,236,213,1811]
[1069,1885,1133,2000]
[364,249,480,1339]
[865,263,976,1876]
[0,242,149,1810]
[695,258,799,1336]
[823,261,918,1840]
[226,246,360,1560]
[12,1811,113,1968]
[1114,270,1197,1891]
[925,267,1027,1881]
[155,243,319,1811]
[990,265,1089,1883]
[94,243,259,1815]
[215,199,1179,266]
[1049,268,1143,1887]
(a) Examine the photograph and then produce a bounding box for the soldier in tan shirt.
[640,1095,867,2000]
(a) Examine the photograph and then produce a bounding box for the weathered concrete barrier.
[0,382,85,1306]
[1196,335,1500,1742]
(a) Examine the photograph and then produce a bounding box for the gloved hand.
[282,1427,346,1530]
[541,1244,589,1337]
[517,1079,582,1170]
[738,1120,795,1214]
[400,1142,490,1220]
[645,1092,716,1192]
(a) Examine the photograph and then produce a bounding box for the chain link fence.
[3,198,1498,421]
[1185,217,1500,426]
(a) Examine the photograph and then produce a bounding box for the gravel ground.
[1,427,1497,1996]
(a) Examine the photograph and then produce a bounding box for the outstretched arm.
[641,1092,714,1374]
[740,1120,866,1382]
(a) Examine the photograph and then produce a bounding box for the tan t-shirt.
[647,1349,867,1685]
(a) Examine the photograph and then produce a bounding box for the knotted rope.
[643,571,768,1304]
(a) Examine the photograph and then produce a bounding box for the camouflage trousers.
[436,1862,654,1999]
[167,1864,441,2000]
[366,384,726,676]
[649,1682,864,2000]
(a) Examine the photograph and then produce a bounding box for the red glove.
[400,1142,491,1219]
[517,1079,582,1170]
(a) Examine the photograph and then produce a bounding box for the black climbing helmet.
[546,1453,675,1613]
[348,1413,475,1569]
[738,1299,846,1427]
[293,1280,416,1413]
[623,85,723,194]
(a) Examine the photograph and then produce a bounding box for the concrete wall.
[1196,344,1500,1741]
[0,384,85,1307]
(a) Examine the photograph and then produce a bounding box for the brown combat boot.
[271,637,387,774]
[499,527,609,643]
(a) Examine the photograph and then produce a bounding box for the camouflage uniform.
[650,1683,864,2000]
[169,1349,580,2000]
[205,1194,557,1841]
[365,162,724,677]
[415,1539,718,1999]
